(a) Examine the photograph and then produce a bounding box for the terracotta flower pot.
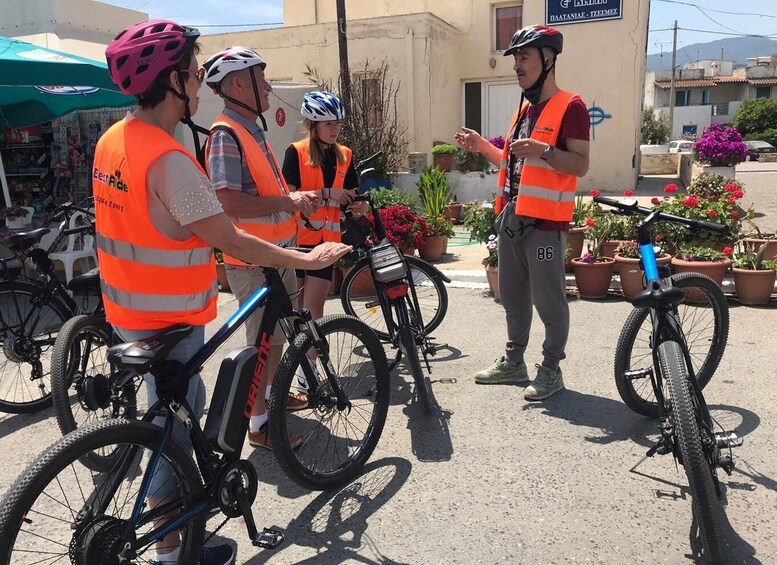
[216,263,231,292]
[571,257,615,299]
[742,238,777,261]
[443,203,463,224]
[565,226,587,272]
[670,256,731,303]
[599,240,629,273]
[733,267,776,306]
[485,265,500,300]
[433,154,454,172]
[345,266,376,297]
[399,244,416,256]
[616,253,672,300]
[419,235,447,262]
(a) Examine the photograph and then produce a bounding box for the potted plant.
[571,216,615,299]
[671,244,732,293]
[214,249,230,292]
[443,195,463,224]
[742,221,777,262]
[567,193,595,271]
[731,242,777,306]
[483,234,499,300]
[431,143,458,172]
[463,200,497,247]
[615,239,672,300]
[420,215,454,262]
[1,206,33,229]
[455,149,490,173]
[367,204,428,255]
[692,123,748,179]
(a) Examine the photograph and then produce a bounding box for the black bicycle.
[596,195,741,563]
[0,261,390,563]
[0,202,98,414]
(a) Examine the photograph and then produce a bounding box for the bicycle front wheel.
[341,255,448,340]
[0,419,205,564]
[268,314,390,490]
[0,280,72,414]
[660,340,725,563]
[614,272,729,417]
[51,314,139,472]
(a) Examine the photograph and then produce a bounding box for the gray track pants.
[497,209,570,371]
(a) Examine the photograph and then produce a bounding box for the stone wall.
[640,153,680,175]
[759,154,777,163]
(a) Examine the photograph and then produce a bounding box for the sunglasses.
[181,68,205,84]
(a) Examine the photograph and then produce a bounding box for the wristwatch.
[540,144,556,162]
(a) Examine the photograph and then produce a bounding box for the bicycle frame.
[95,266,349,550]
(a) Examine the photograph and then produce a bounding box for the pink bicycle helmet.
[105,19,200,95]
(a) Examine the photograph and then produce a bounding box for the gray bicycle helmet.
[504,25,563,57]
[301,91,345,121]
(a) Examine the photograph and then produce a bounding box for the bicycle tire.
[0,280,73,414]
[660,340,725,563]
[268,314,390,490]
[614,272,729,418]
[0,418,205,564]
[51,314,137,472]
[396,299,434,414]
[341,255,448,340]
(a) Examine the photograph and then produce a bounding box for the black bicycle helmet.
[504,25,563,57]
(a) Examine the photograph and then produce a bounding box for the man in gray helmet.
[455,25,590,401]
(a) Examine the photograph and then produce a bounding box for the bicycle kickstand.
[237,488,284,550]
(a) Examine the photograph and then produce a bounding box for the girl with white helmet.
[282,90,366,322]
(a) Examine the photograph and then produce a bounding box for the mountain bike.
[0,262,390,564]
[595,195,742,563]
[0,202,97,414]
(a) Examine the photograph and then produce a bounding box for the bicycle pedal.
[719,455,736,476]
[625,368,653,381]
[253,527,284,549]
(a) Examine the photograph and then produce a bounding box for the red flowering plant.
[692,123,748,167]
[366,205,428,250]
[655,180,753,248]
[578,215,611,263]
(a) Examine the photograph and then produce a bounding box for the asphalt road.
[0,285,774,564]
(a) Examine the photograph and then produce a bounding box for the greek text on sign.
[546,0,623,25]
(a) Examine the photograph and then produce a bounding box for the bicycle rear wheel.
[395,298,434,414]
[0,280,72,413]
[0,419,205,564]
[341,255,448,340]
[660,340,725,563]
[614,272,729,417]
[51,314,140,472]
[268,314,390,490]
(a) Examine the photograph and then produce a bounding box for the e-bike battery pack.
[204,346,259,453]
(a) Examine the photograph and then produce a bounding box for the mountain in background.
[647,36,777,72]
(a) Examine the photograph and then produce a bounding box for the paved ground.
[0,169,775,563]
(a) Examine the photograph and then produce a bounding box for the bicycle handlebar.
[593,196,730,236]
[354,151,383,173]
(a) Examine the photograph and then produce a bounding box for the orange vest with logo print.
[206,114,297,265]
[293,140,352,245]
[93,118,217,330]
[495,90,580,222]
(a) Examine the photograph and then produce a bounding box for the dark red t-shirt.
[509,96,590,231]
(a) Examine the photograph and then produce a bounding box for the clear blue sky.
[102,0,777,53]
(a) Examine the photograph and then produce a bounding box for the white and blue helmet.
[301,91,345,121]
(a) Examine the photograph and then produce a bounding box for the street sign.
[546,0,623,26]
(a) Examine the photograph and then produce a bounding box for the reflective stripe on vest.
[292,140,352,245]
[495,90,581,222]
[207,115,297,265]
[93,118,217,330]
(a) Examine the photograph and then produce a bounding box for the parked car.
[744,140,777,161]
[668,140,694,153]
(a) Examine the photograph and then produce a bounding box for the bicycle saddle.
[3,228,50,250]
[632,281,686,309]
[67,267,101,293]
[107,324,193,374]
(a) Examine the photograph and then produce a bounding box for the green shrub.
[431,143,458,155]
[732,98,777,136]
[369,187,419,211]
[463,200,497,244]
[416,167,451,217]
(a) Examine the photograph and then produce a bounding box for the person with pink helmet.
[96,19,351,565]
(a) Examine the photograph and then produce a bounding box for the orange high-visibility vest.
[292,140,352,245]
[206,114,297,265]
[93,119,217,330]
[495,90,581,222]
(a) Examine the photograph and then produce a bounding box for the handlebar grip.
[696,220,730,235]
[592,195,623,208]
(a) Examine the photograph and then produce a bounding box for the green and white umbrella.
[0,36,133,206]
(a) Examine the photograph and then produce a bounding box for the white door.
[486,82,521,139]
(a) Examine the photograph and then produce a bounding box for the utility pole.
[336,0,352,113]
[668,20,678,140]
